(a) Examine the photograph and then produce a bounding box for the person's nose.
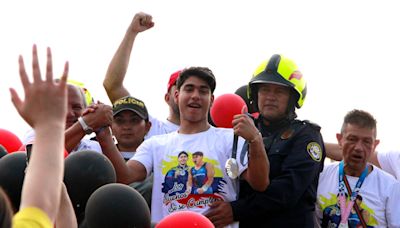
[265,90,278,100]
[122,123,133,130]
[66,106,74,118]
[191,89,200,100]
[354,140,364,152]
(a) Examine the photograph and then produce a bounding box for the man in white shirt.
[97,66,270,227]
[315,109,400,227]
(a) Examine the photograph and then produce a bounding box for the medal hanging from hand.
[338,161,368,227]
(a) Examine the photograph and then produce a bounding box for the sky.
[0,0,399,151]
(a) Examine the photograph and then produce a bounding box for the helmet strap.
[285,90,298,120]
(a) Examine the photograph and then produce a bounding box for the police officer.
[206,54,326,227]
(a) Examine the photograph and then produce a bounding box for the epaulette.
[303,120,321,131]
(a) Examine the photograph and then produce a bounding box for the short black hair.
[176,67,216,93]
[178,151,188,157]
[341,109,377,137]
[192,151,204,157]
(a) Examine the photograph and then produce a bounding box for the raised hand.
[129,12,154,34]
[10,45,69,128]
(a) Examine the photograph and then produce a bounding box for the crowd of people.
[1,11,400,228]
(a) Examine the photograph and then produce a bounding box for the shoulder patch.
[306,142,322,162]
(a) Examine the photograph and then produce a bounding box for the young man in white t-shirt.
[97,67,270,227]
[315,110,400,227]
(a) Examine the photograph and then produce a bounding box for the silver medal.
[225,158,239,179]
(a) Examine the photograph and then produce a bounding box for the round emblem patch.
[306,142,322,162]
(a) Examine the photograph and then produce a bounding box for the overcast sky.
[1,0,399,150]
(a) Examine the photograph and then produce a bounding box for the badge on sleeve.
[306,142,322,162]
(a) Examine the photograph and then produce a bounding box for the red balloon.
[0,128,22,153]
[210,93,246,128]
[156,211,214,228]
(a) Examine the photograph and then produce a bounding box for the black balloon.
[64,150,116,224]
[85,183,151,228]
[0,152,26,212]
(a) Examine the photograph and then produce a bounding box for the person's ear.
[174,88,179,104]
[373,139,380,149]
[145,121,152,134]
[164,92,169,103]
[336,133,343,148]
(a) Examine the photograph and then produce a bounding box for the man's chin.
[260,112,281,122]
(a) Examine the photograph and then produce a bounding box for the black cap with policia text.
[112,96,149,120]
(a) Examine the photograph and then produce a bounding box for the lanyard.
[338,161,368,226]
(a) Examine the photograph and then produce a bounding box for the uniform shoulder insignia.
[303,120,321,131]
[306,142,322,162]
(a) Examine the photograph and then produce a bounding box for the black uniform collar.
[257,114,292,135]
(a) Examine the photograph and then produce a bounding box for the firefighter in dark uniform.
[206,54,326,228]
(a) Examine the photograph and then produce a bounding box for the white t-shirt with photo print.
[131,126,247,228]
[314,162,400,228]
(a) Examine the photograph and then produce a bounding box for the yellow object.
[12,207,53,228]
[67,79,94,106]
[248,54,307,108]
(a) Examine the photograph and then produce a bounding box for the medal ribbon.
[338,161,368,225]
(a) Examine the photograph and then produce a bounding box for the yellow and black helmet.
[68,79,95,107]
[248,54,307,108]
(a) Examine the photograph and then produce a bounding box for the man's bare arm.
[103,12,154,104]
[96,127,147,184]
[11,45,68,221]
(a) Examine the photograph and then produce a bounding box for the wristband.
[249,132,262,144]
[78,116,94,135]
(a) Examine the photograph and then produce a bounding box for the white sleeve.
[377,150,400,180]
[130,139,154,177]
[386,181,400,227]
[145,115,162,139]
